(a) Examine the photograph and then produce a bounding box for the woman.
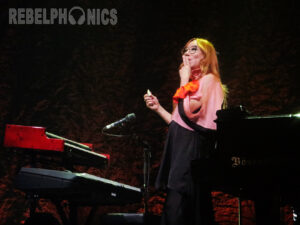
[144,38,227,225]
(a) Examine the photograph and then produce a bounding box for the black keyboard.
[15,167,142,205]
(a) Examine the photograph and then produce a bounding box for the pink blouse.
[171,74,224,130]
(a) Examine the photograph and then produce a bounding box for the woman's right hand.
[144,93,160,111]
[179,55,191,85]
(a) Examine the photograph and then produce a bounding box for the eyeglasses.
[181,46,199,55]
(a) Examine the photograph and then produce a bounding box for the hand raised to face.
[179,55,191,85]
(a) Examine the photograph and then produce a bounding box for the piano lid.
[214,108,300,157]
[216,106,300,122]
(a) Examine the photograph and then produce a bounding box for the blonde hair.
[180,37,228,108]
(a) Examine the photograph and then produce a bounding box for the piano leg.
[54,200,71,225]
[85,206,99,225]
[253,187,281,225]
[237,196,242,225]
[69,204,78,225]
[29,197,37,218]
[194,184,215,225]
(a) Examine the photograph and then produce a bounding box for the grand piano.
[192,107,300,225]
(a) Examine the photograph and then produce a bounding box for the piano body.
[192,108,300,224]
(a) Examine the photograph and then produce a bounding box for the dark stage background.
[0,0,299,224]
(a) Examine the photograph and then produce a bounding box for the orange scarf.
[172,80,199,103]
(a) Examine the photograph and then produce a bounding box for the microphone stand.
[143,140,151,218]
[102,128,152,218]
[132,134,151,219]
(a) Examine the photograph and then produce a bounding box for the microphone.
[103,113,136,130]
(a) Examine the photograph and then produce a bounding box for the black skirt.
[155,120,214,195]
